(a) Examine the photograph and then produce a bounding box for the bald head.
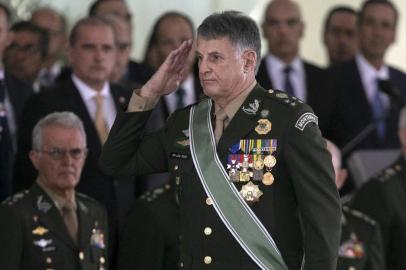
[262,0,304,63]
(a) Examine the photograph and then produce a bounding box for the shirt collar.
[0,69,5,80]
[215,80,257,121]
[267,53,302,73]
[71,74,110,101]
[356,53,389,81]
[36,179,76,213]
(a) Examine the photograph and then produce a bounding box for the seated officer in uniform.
[100,11,341,270]
[326,140,385,270]
[0,112,108,270]
[351,106,406,270]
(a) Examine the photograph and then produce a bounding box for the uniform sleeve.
[0,205,23,270]
[366,222,386,270]
[99,108,169,178]
[284,108,341,270]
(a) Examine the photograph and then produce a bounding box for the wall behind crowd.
[8,0,406,69]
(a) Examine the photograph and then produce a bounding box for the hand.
[140,39,193,98]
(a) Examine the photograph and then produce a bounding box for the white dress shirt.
[265,53,306,101]
[72,74,116,130]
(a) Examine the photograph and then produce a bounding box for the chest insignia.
[32,226,49,236]
[33,238,53,248]
[37,196,52,213]
[339,233,365,258]
[255,119,272,135]
[240,181,263,203]
[242,99,260,115]
[91,228,106,249]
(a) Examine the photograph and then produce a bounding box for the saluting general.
[99,10,341,270]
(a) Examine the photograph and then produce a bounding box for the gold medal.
[255,119,272,135]
[253,155,264,170]
[264,155,276,168]
[262,172,274,185]
[240,181,263,203]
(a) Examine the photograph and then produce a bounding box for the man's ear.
[242,50,257,72]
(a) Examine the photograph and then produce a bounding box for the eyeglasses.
[37,147,88,160]
[7,43,41,55]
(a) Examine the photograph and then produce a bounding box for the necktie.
[62,200,78,245]
[0,79,12,201]
[283,66,295,96]
[94,94,109,144]
[175,87,186,110]
[214,109,228,145]
[373,79,386,140]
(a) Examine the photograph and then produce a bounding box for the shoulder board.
[343,205,376,226]
[1,190,30,206]
[267,89,304,107]
[139,184,172,202]
[375,163,402,182]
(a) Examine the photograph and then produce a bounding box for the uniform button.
[348,267,355,270]
[46,257,52,264]
[204,227,212,235]
[204,256,212,264]
[79,251,85,260]
[180,262,184,268]
[176,176,181,185]
[100,257,105,264]
[174,165,179,171]
[205,197,213,205]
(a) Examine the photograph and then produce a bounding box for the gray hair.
[197,10,261,72]
[32,111,86,150]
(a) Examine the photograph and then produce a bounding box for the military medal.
[227,156,240,182]
[240,181,263,203]
[239,155,252,182]
[32,226,49,236]
[252,155,264,181]
[262,172,274,185]
[255,119,272,135]
[264,155,276,168]
[91,229,106,249]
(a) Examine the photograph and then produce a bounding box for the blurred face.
[359,3,396,63]
[30,125,87,195]
[324,11,357,64]
[95,0,132,23]
[156,16,194,67]
[69,24,116,90]
[110,19,132,82]
[262,0,303,62]
[196,36,246,100]
[31,10,67,60]
[0,8,11,61]
[5,30,44,82]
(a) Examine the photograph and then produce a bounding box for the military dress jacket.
[0,183,109,270]
[338,206,385,270]
[99,84,341,270]
[351,156,406,270]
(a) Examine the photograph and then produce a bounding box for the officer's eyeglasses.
[37,147,88,160]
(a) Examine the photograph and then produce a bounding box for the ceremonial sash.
[189,99,289,270]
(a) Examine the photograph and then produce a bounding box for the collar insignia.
[242,99,260,115]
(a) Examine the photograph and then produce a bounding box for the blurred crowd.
[0,0,405,269]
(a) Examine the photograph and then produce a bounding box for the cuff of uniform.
[127,89,160,112]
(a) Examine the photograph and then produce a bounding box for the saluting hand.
[139,39,193,98]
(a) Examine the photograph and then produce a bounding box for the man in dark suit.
[0,112,108,270]
[257,0,333,133]
[13,17,132,265]
[351,106,406,270]
[0,4,33,201]
[100,11,341,270]
[326,0,406,154]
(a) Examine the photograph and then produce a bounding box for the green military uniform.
[117,184,179,270]
[351,156,406,270]
[0,183,109,270]
[338,206,385,270]
[99,84,341,270]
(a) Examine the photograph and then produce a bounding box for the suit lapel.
[256,58,274,90]
[217,86,266,160]
[31,184,76,250]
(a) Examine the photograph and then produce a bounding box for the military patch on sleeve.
[295,112,318,131]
